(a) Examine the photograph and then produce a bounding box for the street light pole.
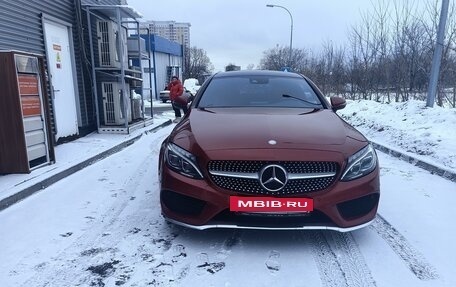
[267,4,293,68]
[426,0,449,107]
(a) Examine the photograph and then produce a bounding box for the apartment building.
[143,20,191,48]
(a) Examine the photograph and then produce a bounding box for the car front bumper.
[159,164,380,231]
[163,216,375,232]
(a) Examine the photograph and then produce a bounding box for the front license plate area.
[229,196,313,213]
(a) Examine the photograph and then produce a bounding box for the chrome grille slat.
[209,171,258,179]
[288,172,336,180]
[208,161,339,195]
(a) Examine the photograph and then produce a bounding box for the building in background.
[136,34,183,100]
[142,21,191,48]
[225,64,241,71]
[0,0,147,173]
[0,0,132,145]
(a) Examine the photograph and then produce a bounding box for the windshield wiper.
[198,107,216,113]
[282,94,321,107]
[298,108,321,115]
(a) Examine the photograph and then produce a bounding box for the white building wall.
[142,54,154,100]
[142,52,182,100]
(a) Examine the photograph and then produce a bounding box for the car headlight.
[165,143,203,179]
[341,144,377,181]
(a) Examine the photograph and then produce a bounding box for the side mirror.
[330,96,346,111]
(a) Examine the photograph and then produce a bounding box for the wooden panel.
[0,52,29,173]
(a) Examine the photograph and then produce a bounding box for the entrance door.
[43,20,79,141]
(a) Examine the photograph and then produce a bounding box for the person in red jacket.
[167,76,188,123]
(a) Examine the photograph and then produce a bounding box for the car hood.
[173,108,366,151]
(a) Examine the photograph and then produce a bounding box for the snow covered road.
[0,125,455,287]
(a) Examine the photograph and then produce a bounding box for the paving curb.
[0,120,172,211]
[371,141,456,183]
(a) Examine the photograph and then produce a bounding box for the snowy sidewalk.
[338,99,456,182]
[338,99,456,171]
[0,118,172,211]
[369,140,456,182]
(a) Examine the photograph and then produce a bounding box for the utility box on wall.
[0,51,55,174]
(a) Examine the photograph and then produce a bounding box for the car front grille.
[208,161,338,195]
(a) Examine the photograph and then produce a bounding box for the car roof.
[213,70,303,79]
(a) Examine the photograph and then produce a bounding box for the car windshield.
[198,75,323,108]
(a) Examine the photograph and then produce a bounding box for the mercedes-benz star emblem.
[259,164,288,192]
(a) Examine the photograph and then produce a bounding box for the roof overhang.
[82,4,142,19]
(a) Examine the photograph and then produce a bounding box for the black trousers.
[172,101,188,117]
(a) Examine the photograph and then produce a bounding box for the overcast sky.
[126,0,383,72]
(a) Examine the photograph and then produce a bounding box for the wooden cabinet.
[0,51,55,174]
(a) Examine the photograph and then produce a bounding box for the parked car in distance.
[158,70,380,232]
[183,78,201,95]
[159,90,170,103]
[159,78,200,103]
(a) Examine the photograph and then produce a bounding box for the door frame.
[41,14,82,131]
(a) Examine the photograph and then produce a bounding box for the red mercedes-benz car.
[158,70,380,232]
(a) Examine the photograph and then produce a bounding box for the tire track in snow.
[18,128,174,286]
[309,231,348,287]
[370,215,439,280]
[326,231,376,287]
[308,231,376,287]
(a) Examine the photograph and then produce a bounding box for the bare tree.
[371,0,391,102]
[246,64,255,70]
[259,46,289,70]
[321,41,347,96]
[256,0,456,107]
[183,46,214,80]
[348,0,434,102]
[349,8,380,100]
[259,45,309,72]
[298,42,347,96]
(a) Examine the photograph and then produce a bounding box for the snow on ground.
[144,99,172,109]
[0,99,455,286]
[0,123,454,286]
[0,117,172,203]
[338,99,456,171]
